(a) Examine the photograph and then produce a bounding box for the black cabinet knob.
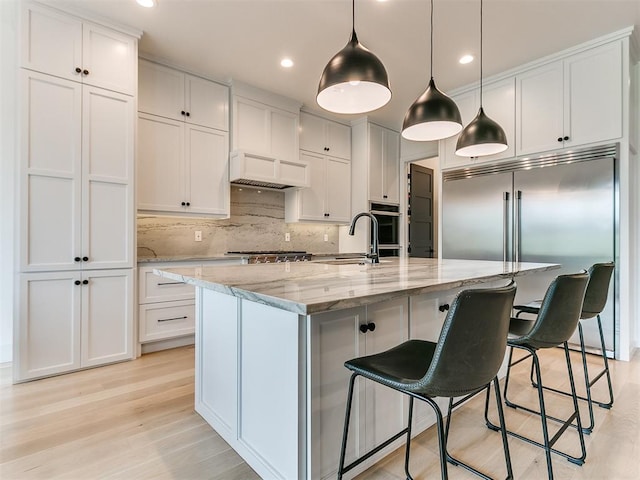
[359,324,369,334]
[383,195,388,199]
[82,256,88,262]
[367,322,376,332]
[82,279,89,285]
[438,304,450,312]
[557,137,563,142]
[186,112,190,117]
[181,202,186,206]
[359,323,376,333]
[186,202,190,206]
[83,69,89,75]
[181,111,186,116]
[74,256,81,262]
[75,67,82,73]
[74,280,81,285]
[563,136,569,141]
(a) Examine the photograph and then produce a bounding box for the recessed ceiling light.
[136,0,156,7]
[280,58,294,68]
[459,54,474,64]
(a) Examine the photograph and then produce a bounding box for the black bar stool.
[337,282,517,480]
[512,262,615,433]
[486,272,589,480]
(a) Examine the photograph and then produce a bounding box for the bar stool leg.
[404,396,414,480]
[337,373,357,480]
[578,322,596,433]
[595,314,615,409]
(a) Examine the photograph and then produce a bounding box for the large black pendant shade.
[402,77,462,141]
[317,29,391,114]
[455,0,507,157]
[401,0,462,141]
[317,0,391,115]
[455,106,508,156]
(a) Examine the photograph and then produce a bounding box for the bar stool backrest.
[514,272,588,349]
[414,282,516,398]
[581,262,614,319]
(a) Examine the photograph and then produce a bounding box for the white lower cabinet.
[310,297,409,480]
[16,269,134,381]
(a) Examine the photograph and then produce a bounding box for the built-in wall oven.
[370,202,401,257]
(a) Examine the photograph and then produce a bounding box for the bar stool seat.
[512,262,615,433]
[337,282,517,480]
[487,272,589,480]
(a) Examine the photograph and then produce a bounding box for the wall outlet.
[323,233,329,242]
[285,232,291,242]
[194,230,202,242]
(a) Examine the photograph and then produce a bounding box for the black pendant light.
[455,0,507,157]
[316,0,391,114]
[401,0,462,141]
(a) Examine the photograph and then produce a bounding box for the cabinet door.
[310,307,365,480]
[185,125,230,216]
[185,74,229,131]
[382,128,400,204]
[233,97,270,154]
[81,269,134,367]
[138,60,185,121]
[20,2,83,82]
[82,87,134,269]
[326,158,351,223]
[21,71,82,272]
[137,113,185,213]
[326,120,351,160]
[270,108,299,162]
[368,123,384,202]
[17,272,81,381]
[299,112,326,154]
[564,41,622,147]
[516,61,564,156]
[364,298,408,451]
[298,151,327,221]
[482,78,516,161]
[82,23,136,95]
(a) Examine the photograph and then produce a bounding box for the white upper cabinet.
[516,41,622,156]
[441,77,516,169]
[138,59,229,131]
[368,123,400,204]
[137,113,229,216]
[285,152,351,223]
[299,111,351,160]
[20,70,134,272]
[21,2,136,95]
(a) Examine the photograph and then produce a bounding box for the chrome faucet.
[349,212,379,264]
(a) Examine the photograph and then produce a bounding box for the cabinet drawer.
[139,300,195,342]
[139,266,196,303]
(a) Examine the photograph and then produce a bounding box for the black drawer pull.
[158,316,188,322]
[157,281,185,286]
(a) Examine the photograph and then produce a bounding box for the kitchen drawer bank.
[138,256,244,353]
[155,258,558,480]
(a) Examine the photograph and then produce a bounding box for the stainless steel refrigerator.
[442,145,617,355]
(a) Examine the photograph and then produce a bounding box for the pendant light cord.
[352,0,355,35]
[429,0,434,79]
[479,0,483,107]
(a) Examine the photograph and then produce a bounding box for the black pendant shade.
[455,0,507,157]
[402,77,462,141]
[455,107,508,157]
[317,29,391,114]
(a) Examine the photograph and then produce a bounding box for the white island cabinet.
[155,258,558,479]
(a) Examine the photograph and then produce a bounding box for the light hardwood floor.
[1,346,638,479]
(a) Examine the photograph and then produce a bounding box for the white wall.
[0,0,18,363]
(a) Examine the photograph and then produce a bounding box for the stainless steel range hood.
[229,150,309,190]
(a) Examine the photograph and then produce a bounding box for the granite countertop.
[154,258,559,315]
[137,252,367,264]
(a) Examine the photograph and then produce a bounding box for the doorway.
[408,162,435,258]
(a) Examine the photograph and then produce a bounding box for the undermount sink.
[316,258,390,265]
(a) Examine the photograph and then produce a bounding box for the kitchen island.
[155,258,558,480]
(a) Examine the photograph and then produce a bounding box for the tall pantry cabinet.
[15,2,140,381]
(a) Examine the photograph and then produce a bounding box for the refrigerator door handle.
[515,190,522,264]
[503,191,510,263]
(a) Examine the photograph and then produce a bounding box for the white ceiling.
[44,0,639,131]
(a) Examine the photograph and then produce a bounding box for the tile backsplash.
[137,186,340,258]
